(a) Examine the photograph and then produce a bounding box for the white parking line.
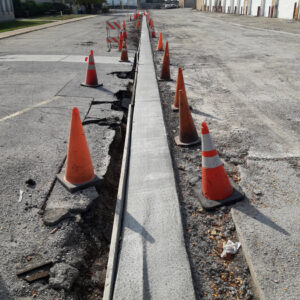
[0,96,60,123]
[0,54,133,64]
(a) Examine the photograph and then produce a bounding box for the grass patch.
[0,15,89,33]
[0,20,51,33]
[33,14,89,21]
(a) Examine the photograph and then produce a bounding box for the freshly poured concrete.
[113,17,196,300]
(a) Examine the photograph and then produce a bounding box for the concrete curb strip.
[112,17,196,300]
[0,15,96,40]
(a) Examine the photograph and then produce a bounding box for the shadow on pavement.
[191,108,220,120]
[124,211,155,244]
[234,199,290,236]
[0,275,11,300]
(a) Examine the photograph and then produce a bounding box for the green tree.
[76,0,106,13]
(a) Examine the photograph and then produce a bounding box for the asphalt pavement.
[0,13,136,299]
[150,8,300,300]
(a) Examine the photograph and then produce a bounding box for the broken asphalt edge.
[103,102,135,300]
[0,15,96,40]
[231,210,266,300]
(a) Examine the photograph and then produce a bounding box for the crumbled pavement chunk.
[49,263,79,291]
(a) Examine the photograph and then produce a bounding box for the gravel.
[149,21,257,300]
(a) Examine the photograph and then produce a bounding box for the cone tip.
[72,107,79,114]
[201,122,209,134]
[90,50,93,56]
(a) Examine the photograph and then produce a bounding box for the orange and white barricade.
[106,20,121,51]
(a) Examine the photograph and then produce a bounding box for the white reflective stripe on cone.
[88,64,96,70]
[202,155,223,169]
[89,56,95,64]
[201,133,216,152]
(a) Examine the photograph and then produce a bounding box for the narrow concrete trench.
[37,57,138,300]
[66,76,136,299]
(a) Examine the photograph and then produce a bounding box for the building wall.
[196,0,299,18]
[196,0,203,10]
[277,0,295,19]
[250,0,260,16]
[230,0,234,13]
[0,0,15,21]
[184,0,195,7]
[223,0,230,13]
[263,0,272,17]
[232,0,239,14]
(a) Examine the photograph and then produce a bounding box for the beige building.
[196,0,300,19]
[179,0,195,8]
[0,0,14,21]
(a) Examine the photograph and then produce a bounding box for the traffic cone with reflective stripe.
[118,32,123,51]
[172,67,186,111]
[123,29,127,40]
[136,19,140,29]
[151,26,156,38]
[56,107,100,193]
[149,19,153,28]
[81,50,102,87]
[120,40,129,62]
[197,122,243,209]
[122,20,126,30]
[157,33,163,51]
[175,90,200,147]
[134,14,137,20]
[160,41,170,80]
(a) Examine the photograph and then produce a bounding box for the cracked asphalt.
[0,12,137,299]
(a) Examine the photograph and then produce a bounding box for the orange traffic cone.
[136,19,140,29]
[120,40,129,62]
[157,33,163,51]
[175,90,200,147]
[81,50,102,87]
[123,29,127,40]
[172,67,186,111]
[56,107,100,192]
[150,19,154,29]
[197,122,243,209]
[118,32,123,51]
[160,41,170,80]
[134,14,137,20]
[152,26,156,38]
[122,20,126,30]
